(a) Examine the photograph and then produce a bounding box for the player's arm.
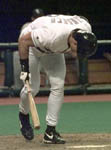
[18,32,34,83]
[18,32,34,59]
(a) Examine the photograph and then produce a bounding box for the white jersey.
[21,14,92,54]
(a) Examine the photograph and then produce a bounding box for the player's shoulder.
[20,22,31,32]
[30,16,48,25]
[20,25,32,38]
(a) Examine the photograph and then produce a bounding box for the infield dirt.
[1,133,111,150]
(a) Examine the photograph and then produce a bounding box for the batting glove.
[20,58,31,84]
[20,72,31,83]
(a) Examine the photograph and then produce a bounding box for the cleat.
[19,112,34,140]
[43,129,65,144]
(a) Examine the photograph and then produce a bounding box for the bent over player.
[18,14,97,144]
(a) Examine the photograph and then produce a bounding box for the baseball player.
[18,14,97,144]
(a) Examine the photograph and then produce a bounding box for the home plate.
[66,144,111,149]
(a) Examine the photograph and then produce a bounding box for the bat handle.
[25,80,31,93]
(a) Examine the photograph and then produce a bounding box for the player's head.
[72,29,97,58]
[31,8,44,21]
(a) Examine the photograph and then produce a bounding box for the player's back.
[29,14,91,32]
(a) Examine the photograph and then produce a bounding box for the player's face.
[68,35,77,57]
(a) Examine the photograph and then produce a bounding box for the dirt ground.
[1,134,111,150]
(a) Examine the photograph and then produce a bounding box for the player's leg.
[13,51,23,89]
[19,49,41,140]
[40,54,66,144]
[19,50,41,114]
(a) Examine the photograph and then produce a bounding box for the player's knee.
[31,88,40,97]
[50,79,64,95]
[20,84,40,97]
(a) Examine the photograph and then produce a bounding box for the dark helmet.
[72,29,97,58]
[32,8,44,18]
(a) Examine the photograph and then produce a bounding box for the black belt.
[36,47,54,54]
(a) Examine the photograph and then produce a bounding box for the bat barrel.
[26,80,40,130]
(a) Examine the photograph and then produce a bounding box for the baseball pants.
[19,49,66,126]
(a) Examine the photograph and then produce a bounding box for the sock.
[46,125,55,133]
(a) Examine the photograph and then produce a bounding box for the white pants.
[19,49,66,126]
[13,51,23,89]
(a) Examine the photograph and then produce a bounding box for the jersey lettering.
[50,15,80,25]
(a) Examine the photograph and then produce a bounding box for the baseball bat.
[26,80,40,129]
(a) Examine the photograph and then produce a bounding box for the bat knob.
[35,126,40,130]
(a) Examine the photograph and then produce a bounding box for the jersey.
[21,14,92,54]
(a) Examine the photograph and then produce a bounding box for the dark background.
[0,0,110,42]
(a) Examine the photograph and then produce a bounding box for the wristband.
[20,59,29,72]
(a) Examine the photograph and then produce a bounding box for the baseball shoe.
[43,128,65,144]
[19,112,34,140]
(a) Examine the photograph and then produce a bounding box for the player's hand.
[20,71,31,84]
[20,58,30,84]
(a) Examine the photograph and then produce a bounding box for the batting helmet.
[32,8,44,18]
[72,29,97,58]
